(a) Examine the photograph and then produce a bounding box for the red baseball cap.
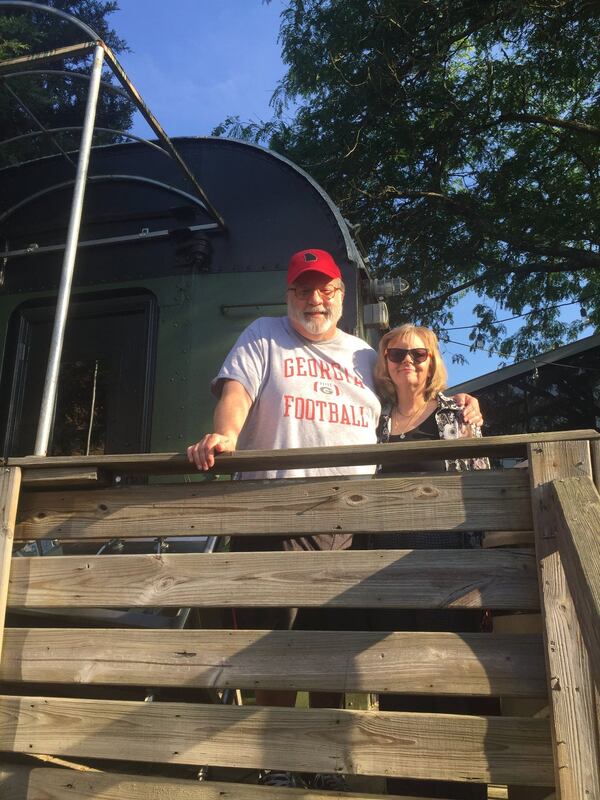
[287,249,342,285]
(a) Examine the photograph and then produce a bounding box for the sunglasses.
[385,347,430,364]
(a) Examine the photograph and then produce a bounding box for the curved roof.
[0,136,369,291]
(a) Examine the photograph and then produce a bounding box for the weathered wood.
[21,466,104,488]
[0,764,32,798]
[0,628,547,697]
[494,616,548,726]
[15,471,532,540]
[7,549,540,610]
[590,440,600,800]
[591,439,600,493]
[0,696,554,785]
[0,765,451,800]
[482,530,535,548]
[0,467,21,659]
[528,440,600,799]
[549,477,600,686]
[6,429,599,475]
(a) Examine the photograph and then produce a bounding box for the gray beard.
[287,304,338,337]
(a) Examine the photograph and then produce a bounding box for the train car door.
[0,291,157,457]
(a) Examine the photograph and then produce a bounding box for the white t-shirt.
[212,316,381,479]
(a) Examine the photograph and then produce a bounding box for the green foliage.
[218,0,600,360]
[0,0,132,166]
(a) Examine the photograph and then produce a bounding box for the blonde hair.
[374,324,448,402]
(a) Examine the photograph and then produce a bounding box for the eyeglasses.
[288,285,342,300]
[385,347,430,364]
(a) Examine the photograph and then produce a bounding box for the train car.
[0,136,393,459]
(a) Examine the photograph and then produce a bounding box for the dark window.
[51,357,108,456]
[0,291,157,457]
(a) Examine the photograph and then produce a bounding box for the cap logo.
[287,248,340,284]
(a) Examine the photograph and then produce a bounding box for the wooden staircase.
[0,430,598,799]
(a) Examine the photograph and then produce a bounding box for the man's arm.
[187,379,253,471]
[452,393,483,427]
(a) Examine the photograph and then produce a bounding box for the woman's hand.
[453,393,483,427]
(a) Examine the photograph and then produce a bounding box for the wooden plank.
[482,531,534,548]
[0,467,21,659]
[591,439,600,492]
[6,429,599,475]
[21,467,104,489]
[15,471,532,540]
[527,440,600,799]
[550,477,600,685]
[0,764,32,798]
[7,549,540,610]
[494,615,549,765]
[0,628,547,697]
[0,765,456,800]
[0,696,554,785]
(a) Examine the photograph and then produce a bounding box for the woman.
[371,323,492,800]
[375,322,488,469]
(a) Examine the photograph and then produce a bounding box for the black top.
[380,410,443,473]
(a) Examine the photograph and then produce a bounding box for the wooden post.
[588,438,600,800]
[528,440,600,799]
[550,476,600,686]
[0,467,21,660]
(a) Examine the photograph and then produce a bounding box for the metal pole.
[34,44,104,456]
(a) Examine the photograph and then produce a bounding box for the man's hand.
[453,393,483,427]
[187,433,236,471]
[187,379,252,471]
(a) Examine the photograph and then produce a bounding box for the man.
[188,248,382,477]
[187,248,481,789]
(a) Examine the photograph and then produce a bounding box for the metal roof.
[449,332,600,394]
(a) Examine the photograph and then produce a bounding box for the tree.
[0,0,132,166]
[216,0,600,360]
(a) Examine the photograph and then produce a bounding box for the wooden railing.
[0,430,598,800]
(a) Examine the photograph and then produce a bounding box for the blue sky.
[111,1,589,386]
[113,1,285,138]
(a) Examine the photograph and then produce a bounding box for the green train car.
[0,137,391,458]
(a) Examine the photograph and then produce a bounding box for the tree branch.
[425,259,587,310]
[495,112,600,139]
[387,189,600,269]
[427,275,489,307]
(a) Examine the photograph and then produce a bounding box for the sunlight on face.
[386,332,432,394]
[287,274,344,340]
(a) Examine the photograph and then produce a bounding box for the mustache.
[304,306,330,315]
